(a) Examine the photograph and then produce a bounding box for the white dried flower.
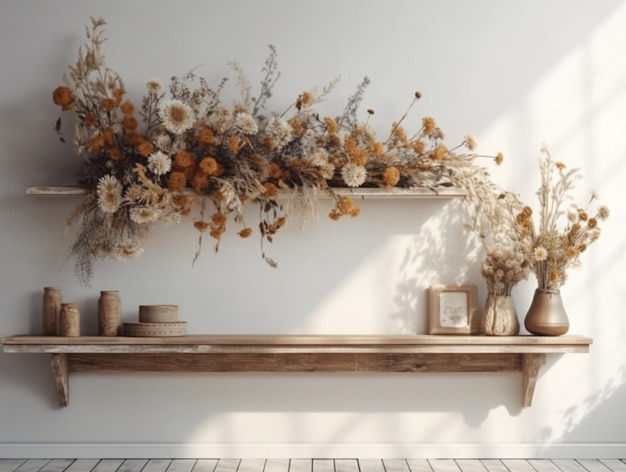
[146,78,163,94]
[533,246,548,261]
[96,175,123,214]
[147,151,172,176]
[159,99,195,135]
[233,112,258,135]
[464,133,477,151]
[341,163,367,187]
[265,117,293,149]
[129,205,162,224]
[207,107,233,134]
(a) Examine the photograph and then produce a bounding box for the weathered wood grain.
[383,460,411,472]
[335,460,359,472]
[191,461,218,472]
[165,461,196,472]
[39,460,74,472]
[522,353,546,407]
[91,460,125,472]
[359,459,386,472]
[264,460,290,472]
[1,334,592,407]
[406,459,434,472]
[0,461,27,472]
[13,461,51,472]
[212,460,240,472]
[66,352,522,373]
[455,460,488,472]
[143,460,171,472]
[50,353,69,407]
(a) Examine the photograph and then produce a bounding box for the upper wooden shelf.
[2,334,592,408]
[26,186,467,199]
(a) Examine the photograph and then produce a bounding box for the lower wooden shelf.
[1,334,592,408]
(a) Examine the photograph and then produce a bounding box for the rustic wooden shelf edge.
[26,186,467,199]
[1,335,591,408]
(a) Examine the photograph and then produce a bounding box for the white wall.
[1,0,625,459]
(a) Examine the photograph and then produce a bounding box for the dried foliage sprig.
[515,144,609,290]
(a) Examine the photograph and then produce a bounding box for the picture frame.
[428,285,478,335]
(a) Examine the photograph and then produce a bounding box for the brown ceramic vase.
[524,288,569,336]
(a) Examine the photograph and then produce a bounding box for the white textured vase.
[483,294,520,336]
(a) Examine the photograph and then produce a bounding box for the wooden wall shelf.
[1,334,591,408]
[26,186,467,199]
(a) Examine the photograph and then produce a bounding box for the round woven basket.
[123,321,187,337]
[138,304,179,323]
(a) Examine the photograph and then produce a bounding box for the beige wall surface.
[0,0,624,459]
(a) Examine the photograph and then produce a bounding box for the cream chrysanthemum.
[130,206,162,224]
[115,243,144,260]
[233,112,258,135]
[305,149,335,180]
[265,117,293,149]
[341,163,367,187]
[207,107,233,134]
[146,78,163,94]
[147,151,172,176]
[96,175,123,213]
[533,246,548,261]
[159,99,195,134]
[464,133,477,151]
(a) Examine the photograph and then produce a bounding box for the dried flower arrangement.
[52,18,502,285]
[514,144,609,291]
[463,168,532,296]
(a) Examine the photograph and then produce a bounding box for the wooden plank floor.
[0,460,625,472]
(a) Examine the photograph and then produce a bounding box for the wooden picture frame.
[428,285,477,335]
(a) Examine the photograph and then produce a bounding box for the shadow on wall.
[390,198,481,334]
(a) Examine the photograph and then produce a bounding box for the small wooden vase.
[59,303,80,337]
[98,290,121,336]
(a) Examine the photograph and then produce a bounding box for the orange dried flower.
[324,117,339,134]
[382,167,400,187]
[228,136,240,155]
[412,140,425,154]
[194,220,210,232]
[495,152,504,166]
[371,142,384,156]
[191,173,210,193]
[431,145,449,160]
[112,88,126,105]
[52,86,73,110]
[288,116,305,137]
[101,98,116,111]
[137,140,154,157]
[84,114,97,127]
[174,150,195,170]
[168,171,187,191]
[88,134,105,152]
[109,147,121,160]
[198,127,215,146]
[211,212,227,226]
[268,163,282,179]
[238,228,253,238]
[120,101,135,115]
[587,217,597,228]
[422,116,436,135]
[263,182,278,199]
[555,161,566,170]
[198,157,219,176]
[122,115,138,131]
